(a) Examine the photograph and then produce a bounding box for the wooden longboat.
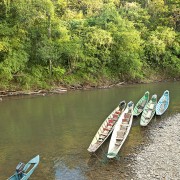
[107,101,134,159]
[87,101,126,153]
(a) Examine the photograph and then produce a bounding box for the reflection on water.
[0,82,180,179]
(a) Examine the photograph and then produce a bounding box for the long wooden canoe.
[140,94,157,126]
[156,90,169,115]
[87,101,126,153]
[107,101,134,159]
[8,155,40,180]
[133,91,149,116]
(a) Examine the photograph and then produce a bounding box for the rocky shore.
[130,113,180,179]
[0,88,67,99]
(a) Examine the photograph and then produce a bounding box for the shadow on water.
[0,81,180,179]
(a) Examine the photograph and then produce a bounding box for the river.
[0,81,179,179]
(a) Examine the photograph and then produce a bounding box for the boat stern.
[107,152,117,159]
[140,121,148,126]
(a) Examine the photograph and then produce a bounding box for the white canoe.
[107,101,134,158]
[87,101,126,153]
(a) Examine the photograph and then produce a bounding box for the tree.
[95,4,143,80]
[119,2,150,32]
[145,26,180,76]
[147,0,169,29]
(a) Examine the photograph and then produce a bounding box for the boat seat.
[100,131,109,136]
[122,118,130,123]
[137,104,143,109]
[107,123,113,126]
[122,121,129,125]
[99,134,106,139]
[115,139,122,146]
[160,103,165,111]
[120,128,126,133]
[107,117,114,122]
[103,127,111,131]
[149,104,155,110]
[120,125,127,130]
[138,101,146,109]
[146,110,152,118]
[112,117,118,121]
[122,122,129,126]
[116,130,125,140]
[113,114,118,119]
[121,123,129,127]
[124,113,131,118]
[161,99,166,104]
[98,138,103,142]
[108,119,114,123]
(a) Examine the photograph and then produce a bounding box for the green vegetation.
[0,0,179,90]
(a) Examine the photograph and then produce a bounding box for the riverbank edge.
[0,77,179,99]
[128,113,180,179]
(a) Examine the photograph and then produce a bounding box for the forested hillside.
[0,0,179,90]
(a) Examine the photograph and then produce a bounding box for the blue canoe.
[156,90,170,115]
[8,155,40,180]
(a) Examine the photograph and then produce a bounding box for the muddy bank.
[1,78,179,99]
[0,88,67,99]
[0,81,126,99]
[130,114,180,179]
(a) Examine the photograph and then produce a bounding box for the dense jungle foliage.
[0,0,179,89]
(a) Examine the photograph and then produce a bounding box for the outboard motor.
[16,162,25,177]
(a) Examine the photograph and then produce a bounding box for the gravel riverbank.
[131,113,180,180]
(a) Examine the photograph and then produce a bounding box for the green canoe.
[133,91,149,116]
[140,94,157,126]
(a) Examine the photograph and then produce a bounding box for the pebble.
[131,114,180,180]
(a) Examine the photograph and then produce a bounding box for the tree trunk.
[47,13,52,77]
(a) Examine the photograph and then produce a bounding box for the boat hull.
[140,95,157,126]
[156,90,169,115]
[133,91,149,116]
[8,155,40,180]
[107,101,134,158]
[87,101,126,153]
